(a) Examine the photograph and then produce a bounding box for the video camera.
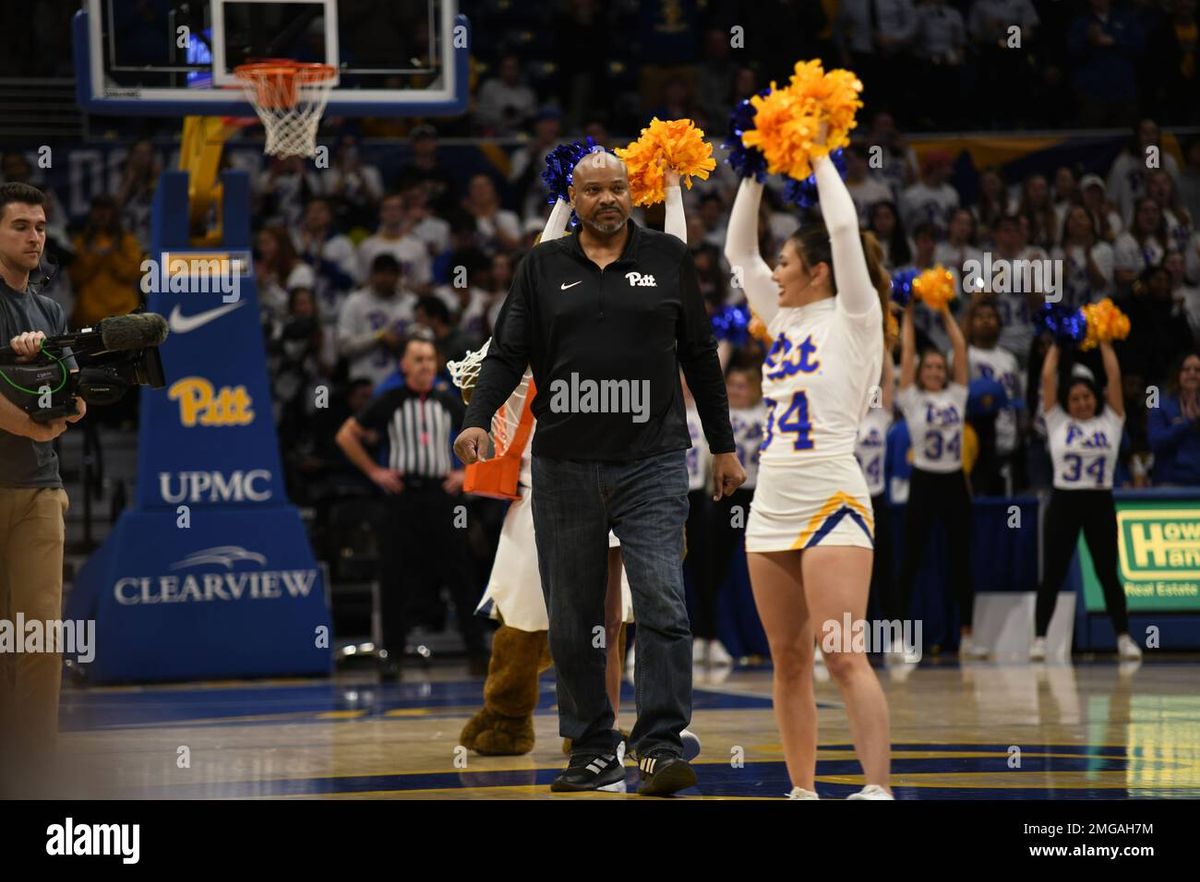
[0,313,169,422]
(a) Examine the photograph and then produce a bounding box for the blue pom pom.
[721,90,771,182]
[541,137,609,204]
[1036,303,1087,344]
[890,267,917,307]
[783,148,847,210]
[711,303,750,346]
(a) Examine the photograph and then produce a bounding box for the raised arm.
[664,169,686,243]
[1041,342,1060,414]
[723,178,780,326]
[899,302,917,389]
[942,306,968,386]
[1099,340,1124,418]
[813,152,876,318]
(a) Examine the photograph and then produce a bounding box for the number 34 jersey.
[759,297,883,467]
[1044,404,1124,490]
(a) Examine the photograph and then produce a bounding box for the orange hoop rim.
[233,60,337,86]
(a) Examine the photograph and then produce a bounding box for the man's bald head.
[568,150,632,237]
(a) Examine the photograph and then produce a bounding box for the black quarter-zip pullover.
[463,220,735,461]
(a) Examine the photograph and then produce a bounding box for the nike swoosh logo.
[560,280,582,290]
[168,302,246,334]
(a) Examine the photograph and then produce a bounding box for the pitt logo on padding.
[169,377,255,427]
[625,271,657,287]
[924,402,961,426]
[764,333,820,380]
[1065,425,1109,448]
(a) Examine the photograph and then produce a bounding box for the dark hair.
[1062,375,1103,416]
[1167,350,1200,396]
[0,182,46,221]
[787,222,893,353]
[912,221,938,241]
[370,253,402,275]
[994,213,1021,232]
[415,296,451,325]
[916,346,948,391]
[401,326,437,359]
[1059,202,1099,244]
[288,286,317,315]
[1130,196,1168,247]
[964,294,1000,342]
[868,200,911,266]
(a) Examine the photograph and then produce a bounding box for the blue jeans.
[531,449,692,759]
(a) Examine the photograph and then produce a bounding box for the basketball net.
[447,340,536,500]
[233,61,336,158]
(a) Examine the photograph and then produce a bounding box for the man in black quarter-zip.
[455,150,744,796]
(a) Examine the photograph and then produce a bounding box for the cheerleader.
[895,297,985,658]
[1033,341,1142,661]
[855,355,895,627]
[725,129,894,800]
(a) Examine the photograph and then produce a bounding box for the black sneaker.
[550,748,627,793]
[636,752,697,796]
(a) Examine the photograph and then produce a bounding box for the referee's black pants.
[380,479,485,658]
[893,467,974,628]
[1036,489,1130,638]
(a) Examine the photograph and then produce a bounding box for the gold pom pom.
[739,60,863,181]
[615,117,716,207]
[1080,298,1131,351]
[912,265,957,311]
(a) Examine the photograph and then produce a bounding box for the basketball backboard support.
[73,0,468,117]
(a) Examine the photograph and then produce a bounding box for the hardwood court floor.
[53,658,1200,799]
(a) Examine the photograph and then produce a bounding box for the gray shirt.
[0,279,68,488]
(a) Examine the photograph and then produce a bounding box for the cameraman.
[0,183,85,790]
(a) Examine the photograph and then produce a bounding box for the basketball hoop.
[233,60,337,158]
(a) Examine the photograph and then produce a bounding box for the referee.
[0,183,86,796]
[336,330,487,677]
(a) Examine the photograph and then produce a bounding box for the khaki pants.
[0,487,68,782]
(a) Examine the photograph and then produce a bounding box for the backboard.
[74,0,468,117]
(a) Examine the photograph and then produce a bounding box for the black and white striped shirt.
[356,383,465,478]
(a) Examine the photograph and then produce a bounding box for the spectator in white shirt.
[311,135,385,231]
[508,108,564,224]
[845,143,894,226]
[292,197,360,330]
[338,253,417,388]
[475,54,539,135]
[461,174,521,254]
[1114,197,1174,291]
[255,225,316,323]
[256,155,318,229]
[403,183,451,259]
[1079,174,1123,242]
[359,193,434,295]
[1146,169,1194,255]
[971,168,1009,245]
[1107,119,1183,226]
[1052,204,1115,308]
[862,111,919,198]
[1018,173,1060,251]
[934,208,984,288]
[1168,249,1200,342]
[1052,166,1079,230]
[901,149,960,236]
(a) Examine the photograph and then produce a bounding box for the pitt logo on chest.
[625,271,657,287]
[924,401,961,426]
[764,333,820,380]
[1065,425,1109,448]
